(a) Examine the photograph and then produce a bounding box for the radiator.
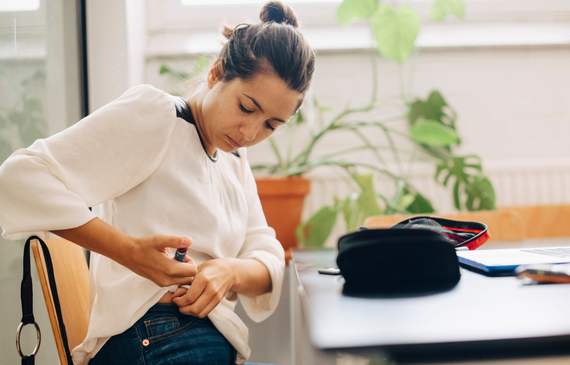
[301,159,570,246]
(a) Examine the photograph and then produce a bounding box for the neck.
[187,93,217,158]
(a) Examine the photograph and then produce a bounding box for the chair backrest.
[31,238,89,364]
[363,208,526,241]
[502,204,570,238]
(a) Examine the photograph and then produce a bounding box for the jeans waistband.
[145,303,183,316]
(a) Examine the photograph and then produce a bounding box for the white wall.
[147,43,570,205]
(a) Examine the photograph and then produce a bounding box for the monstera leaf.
[409,90,457,130]
[436,156,496,211]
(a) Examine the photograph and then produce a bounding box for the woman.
[0,2,315,364]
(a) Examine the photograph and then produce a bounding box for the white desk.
[290,244,570,365]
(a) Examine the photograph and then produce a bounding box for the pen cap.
[174,247,188,262]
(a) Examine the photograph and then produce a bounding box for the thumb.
[173,236,192,248]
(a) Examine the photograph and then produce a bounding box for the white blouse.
[0,84,285,364]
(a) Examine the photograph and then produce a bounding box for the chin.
[219,144,238,153]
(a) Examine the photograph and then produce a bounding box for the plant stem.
[351,129,387,166]
[267,137,283,171]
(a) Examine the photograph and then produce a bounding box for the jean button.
[142,339,150,346]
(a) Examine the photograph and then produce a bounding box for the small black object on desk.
[336,228,461,297]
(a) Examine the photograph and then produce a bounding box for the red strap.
[465,231,491,250]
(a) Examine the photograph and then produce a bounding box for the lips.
[226,135,242,148]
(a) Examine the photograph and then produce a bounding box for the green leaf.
[435,156,496,211]
[472,176,496,210]
[336,0,378,25]
[453,179,461,210]
[408,90,449,125]
[296,206,339,247]
[159,64,191,79]
[397,193,415,210]
[159,65,169,75]
[355,173,383,219]
[409,120,459,146]
[430,0,464,22]
[406,191,435,214]
[371,4,420,64]
[341,192,362,231]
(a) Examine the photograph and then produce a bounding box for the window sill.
[146,21,570,60]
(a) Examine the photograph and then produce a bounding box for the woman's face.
[194,66,303,156]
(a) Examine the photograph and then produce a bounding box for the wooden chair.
[503,204,570,238]
[31,238,89,364]
[363,208,526,241]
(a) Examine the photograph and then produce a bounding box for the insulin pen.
[169,247,188,294]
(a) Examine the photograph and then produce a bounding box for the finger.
[168,260,198,279]
[167,236,192,249]
[173,279,205,307]
[196,299,221,319]
[171,286,188,299]
[165,252,197,278]
[179,286,223,318]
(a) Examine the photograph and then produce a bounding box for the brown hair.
[218,1,315,94]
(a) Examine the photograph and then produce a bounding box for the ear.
[207,59,224,89]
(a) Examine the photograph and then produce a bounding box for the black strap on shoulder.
[168,94,240,160]
[170,95,195,125]
[19,236,72,365]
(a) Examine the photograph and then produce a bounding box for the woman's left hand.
[171,258,236,318]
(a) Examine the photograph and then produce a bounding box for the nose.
[239,120,261,141]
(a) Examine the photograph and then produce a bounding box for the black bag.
[336,216,489,297]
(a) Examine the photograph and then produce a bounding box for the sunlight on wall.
[0,0,40,12]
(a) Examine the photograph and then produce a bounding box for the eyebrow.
[242,93,286,123]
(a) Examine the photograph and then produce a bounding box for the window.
[146,0,570,57]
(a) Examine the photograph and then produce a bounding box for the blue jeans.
[90,303,236,365]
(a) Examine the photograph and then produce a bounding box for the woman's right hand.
[129,235,197,287]
[52,218,197,288]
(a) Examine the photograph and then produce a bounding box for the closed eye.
[239,104,253,114]
[264,121,275,131]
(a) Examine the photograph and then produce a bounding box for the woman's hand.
[52,218,198,287]
[129,234,198,287]
[172,258,236,318]
[172,257,272,318]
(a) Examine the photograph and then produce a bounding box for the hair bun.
[260,1,299,28]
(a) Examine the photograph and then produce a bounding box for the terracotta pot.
[255,176,310,261]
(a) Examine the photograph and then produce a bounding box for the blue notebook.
[457,247,570,273]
